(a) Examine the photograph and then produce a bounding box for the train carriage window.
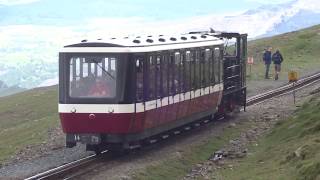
[194,49,201,89]
[135,58,144,102]
[219,49,223,82]
[156,55,162,98]
[147,55,157,100]
[185,51,192,92]
[214,47,220,83]
[180,50,186,93]
[174,52,181,94]
[168,52,175,95]
[205,48,211,87]
[200,49,206,88]
[211,49,215,85]
[162,54,168,97]
[190,50,196,90]
[69,56,117,98]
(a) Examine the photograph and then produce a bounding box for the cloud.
[0,0,41,6]
[38,77,58,87]
[245,0,293,4]
[294,0,320,12]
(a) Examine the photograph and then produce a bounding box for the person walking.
[263,47,272,79]
[272,49,284,80]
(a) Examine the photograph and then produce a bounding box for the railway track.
[247,72,320,106]
[24,72,320,180]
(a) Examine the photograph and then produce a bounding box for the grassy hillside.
[0,86,58,163]
[0,25,319,166]
[247,24,320,80]
[217,96,320,180]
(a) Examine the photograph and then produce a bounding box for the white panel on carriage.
[161,97,169,106]
[173,94,180,103]
[156,99,162,108]
[194,89,201,98]
[135,103,145,113]
[169,96,174,104]
[190,91,195,99]
[201,88,206,96]
[145,100,157,111]
[204,87,210,95]
[180,93,185,102]
[184,92,191,100]
[210,86,214,93]
[59,104,135,114]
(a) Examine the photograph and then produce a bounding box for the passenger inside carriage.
[88,78,110,97]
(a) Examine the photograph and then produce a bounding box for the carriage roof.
[61,33,224,53]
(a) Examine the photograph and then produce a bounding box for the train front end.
[58,46,136,152]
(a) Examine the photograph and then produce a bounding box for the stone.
[294,146,302,158]
[120,175,131,180]
[229,123,236,128]
[235,152,246,158]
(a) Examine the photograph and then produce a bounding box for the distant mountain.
[263,10,320,37]
[0,80,25,97]
[208,0,320,38]
[0,80,7,89]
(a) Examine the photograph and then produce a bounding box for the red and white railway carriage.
[59,32,247,153]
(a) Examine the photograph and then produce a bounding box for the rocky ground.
[0,75,319,179]
[183,99,295,179]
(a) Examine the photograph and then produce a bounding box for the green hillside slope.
[0,86,58,163]
[218,95,320,180]
[247,24,320,80]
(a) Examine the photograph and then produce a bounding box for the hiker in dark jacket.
[272,49,284,80]
[263,47,272,79]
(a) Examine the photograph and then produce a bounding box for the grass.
[215,96,320,180]
[132,121,253,180]
[0,86,59,164]
[247,24,320,80]
[0,24,320,172]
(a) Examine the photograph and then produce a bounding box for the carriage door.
[134,56,145,131]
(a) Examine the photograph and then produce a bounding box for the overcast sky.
[0,0,296,21]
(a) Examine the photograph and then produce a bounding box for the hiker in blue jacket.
[263,47,272,79]
[272,49,284,80]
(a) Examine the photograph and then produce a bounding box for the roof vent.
[136,36,141,38]
[133,40,141,43]
[147,35,152,37]
[124,37,129,39]
[159,38,165,42]
[181,37,187,40]
[97,38,102,40]
[81,39,87,42]
[201,35,207,38]
[159,35,164,37]
[170,37,177,41]
[111,37,116,40]
[146,39,154,43]
[191,36,197,39]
